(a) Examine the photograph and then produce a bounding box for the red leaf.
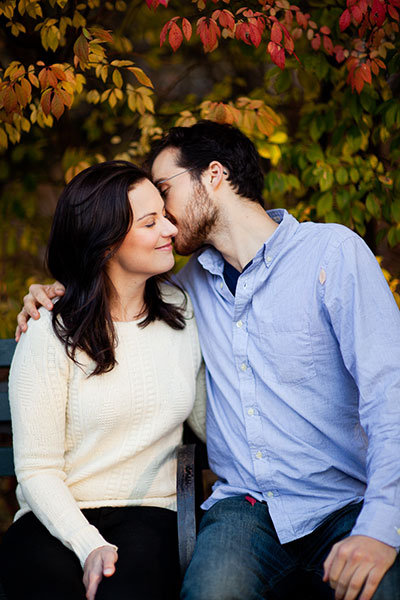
[323,35,334,55]
[219,10,235,30]
[388,5,399,19]
[271,22,282,43]
[182,18,192,41]
[168,22,183,51]
[197,18,220,52]
[249,23,262,47]
[159,21,170,46]
[46,69,58,88]
[296,11,308,27]
[371,0,386,25]
[311,34,321,50]
[339,8,351,31]
[267,41,285,69]
[283,34,294,54]
[351,5,363,24]
[236,23,251,45]
[334,45,346,63]
[159,0,168,5]
[320,25,331,34]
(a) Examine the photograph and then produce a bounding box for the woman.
[0,161,206,600]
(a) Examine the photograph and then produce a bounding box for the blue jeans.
[181,496,400,600]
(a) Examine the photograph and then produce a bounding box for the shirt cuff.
[351,500,400,551]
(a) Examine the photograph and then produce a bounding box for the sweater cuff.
[69,523,117,568]
[351,500,400,550]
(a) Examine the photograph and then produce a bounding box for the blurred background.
[0,0,399,533]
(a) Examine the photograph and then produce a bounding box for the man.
[17,121,400,600]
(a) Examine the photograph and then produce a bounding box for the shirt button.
[236,320,243,328]
[248,408,255,416]
[256,451,262,459]
[240,362,247,371]
[267,491,274,498]
[266,255,273,263]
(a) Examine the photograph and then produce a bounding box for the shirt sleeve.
[322,233,400,549]
[9,311,117,567]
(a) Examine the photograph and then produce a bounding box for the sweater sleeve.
[9,310,116,567]
[187,361,207,443]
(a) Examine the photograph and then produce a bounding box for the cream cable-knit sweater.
[9,285,206,567]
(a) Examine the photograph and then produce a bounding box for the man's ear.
[207,161,228,189]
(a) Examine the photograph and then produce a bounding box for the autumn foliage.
[0,0,399,337]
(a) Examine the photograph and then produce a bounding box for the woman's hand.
[83,545,118,600]
[15,282,65,341]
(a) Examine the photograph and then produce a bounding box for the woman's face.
[108,179,178,281]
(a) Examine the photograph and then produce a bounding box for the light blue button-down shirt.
[175,209,400,548]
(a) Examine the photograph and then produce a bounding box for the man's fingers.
[358,568,385,600]
[323,546,337,582]
[338,564,368,600]
[28,285,54,311]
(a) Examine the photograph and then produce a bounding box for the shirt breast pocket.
[257,324,316,385]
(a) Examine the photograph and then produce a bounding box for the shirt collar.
[197,209,300,275]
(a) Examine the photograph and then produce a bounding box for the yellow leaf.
[128,67,153,88]
[0,128,8,149]
[268,131,288,144]
[112,69,123,88]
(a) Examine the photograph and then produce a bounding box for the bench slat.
[0,340,16,368]
[0,448,14,476]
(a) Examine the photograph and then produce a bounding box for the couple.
[7,121,400,600]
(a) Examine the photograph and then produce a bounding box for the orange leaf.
[219,9,235,30]
[354,68,364,93]
[320,25,331,34]
[91,28,113,43]
[73,34,89,64]
[182,18,192,41]
[38,68,48,89]
[41,89,52,115]
[3,86,18,112]
[47,69,58,87]
[51,90,65,119]
[360,62,372,83]
[169,22,183,52]
[50,66,67,81]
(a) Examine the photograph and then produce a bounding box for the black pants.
[0,506,180,600]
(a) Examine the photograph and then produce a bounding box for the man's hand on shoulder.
[15,282,65,341]
[323,534,397,600]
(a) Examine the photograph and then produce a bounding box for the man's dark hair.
[148,120,265,205]
[47,160,186,376]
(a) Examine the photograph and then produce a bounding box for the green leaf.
[365,193,381,219]
[317,192,333,217]
[306,144,324,163]
[349,167,359,183]
[391,199,400,223]
[336,167,348,185]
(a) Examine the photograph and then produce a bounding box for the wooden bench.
[0,338,200,596]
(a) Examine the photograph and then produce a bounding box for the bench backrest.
[0,339,16,475]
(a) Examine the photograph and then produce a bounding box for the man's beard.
[173,181,218,256]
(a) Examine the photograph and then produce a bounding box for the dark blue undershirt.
[223,259,253,296]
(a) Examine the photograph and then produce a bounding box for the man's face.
[151,147,218,255]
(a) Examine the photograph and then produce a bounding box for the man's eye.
[159,188,167,199]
